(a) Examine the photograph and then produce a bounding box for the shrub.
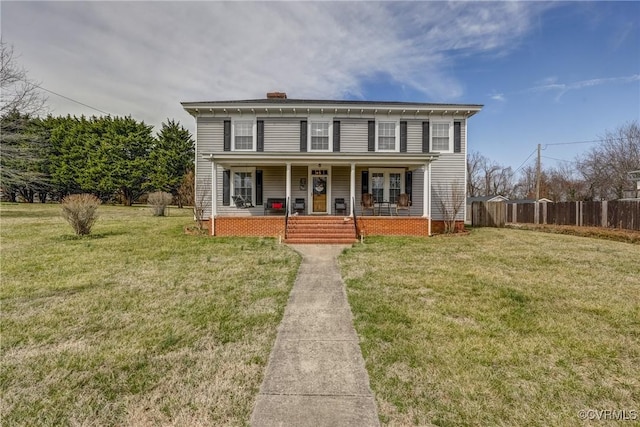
[148,191,173,216]
[61,194,101,236]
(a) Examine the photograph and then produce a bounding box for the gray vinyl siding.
[340,119,368,152]
[263,119,300,152]
[331,166,351,214]
[430,121,466,220]
[196,118,224,218]
[215,165,287,216]
[354,166,424,216]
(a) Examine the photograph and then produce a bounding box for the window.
[372,172,384,202]
[369,168,405,203]
[310,122,330,151]
[231,167,255,204]
[378,122,397,151]
[432,123,450,152]
[234,121,254,150]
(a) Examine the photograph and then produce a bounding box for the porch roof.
[203,151,439,167]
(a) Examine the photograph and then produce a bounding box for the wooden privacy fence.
[471,201,506,227]
[504,200,639,231]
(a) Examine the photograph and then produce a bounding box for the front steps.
[285,216,357,244]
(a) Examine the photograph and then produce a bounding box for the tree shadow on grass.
[55,230,127,241]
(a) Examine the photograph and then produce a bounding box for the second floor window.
[310,122,329,151]
[234,121,254,150]
[378,122,396,151]
[432,123,450,152]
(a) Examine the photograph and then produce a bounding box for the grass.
[339,229,640,426]
[1,203,300,426]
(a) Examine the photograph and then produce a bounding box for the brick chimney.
[266,91,287,99]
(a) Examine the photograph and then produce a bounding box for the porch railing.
[352,196,360,239]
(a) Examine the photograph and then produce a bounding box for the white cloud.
[2,1,548,131]
[528,74,640,101]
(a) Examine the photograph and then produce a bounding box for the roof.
[181,98,483,118]
[467,195,509,203]
[508,198,554,204]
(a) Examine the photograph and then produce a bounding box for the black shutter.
[368,121,375,152]
[361,170,369,194]
[300,120,307,152]
[333,120,340,152]
[223,120,231,151]
[405,171,412,200]
[223,169,230,206]
[256,170,263,205]
[454,121,461,153]
[400,121,407,152]
[257,120,264,152]
[422,121,430,153]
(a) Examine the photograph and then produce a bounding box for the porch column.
[424,162,432,236]
[211,161,217,235]
[285,162,292,213]
[350,162,356,216]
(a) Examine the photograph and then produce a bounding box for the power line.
[541,155,578,164]
[21,78,112,116]
[512,148,537,174]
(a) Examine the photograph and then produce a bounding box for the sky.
[2,1,639,175]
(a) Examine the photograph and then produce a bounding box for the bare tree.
[193,177,210,231]
[577,121,640,200]
[467,151,515,197]
[1,41,47,116]
[467,150,483,196]
[435,180,466,233]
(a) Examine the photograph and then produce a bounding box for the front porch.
[207,215,449,240]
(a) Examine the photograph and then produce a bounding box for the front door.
[310,169,329,213]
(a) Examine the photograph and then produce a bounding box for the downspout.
[427,161,432,236]
[211,160,217,236]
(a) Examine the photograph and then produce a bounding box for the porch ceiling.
[203,152,439,167]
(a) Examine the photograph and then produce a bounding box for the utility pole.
[535,143,541,201]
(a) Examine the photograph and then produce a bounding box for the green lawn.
[340,230,640,426]
[1,203,300,426]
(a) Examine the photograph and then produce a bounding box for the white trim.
[308,167,331,214]
[230,166,256,205]
[375,119,400,152]
[231,119,256,151]
[369,167,405,203]
[350,162,356,217]
[307,116,333,152]
[430,120,454,153]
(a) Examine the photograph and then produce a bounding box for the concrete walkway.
[250,245,380,427]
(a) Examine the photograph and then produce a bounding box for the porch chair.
[360,193,375,215]
[396,193,412,216]
[232,194,254,209]
[293,198,305,214]
[334,198,347,215]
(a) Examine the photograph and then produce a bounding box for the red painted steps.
[285,216,357,244]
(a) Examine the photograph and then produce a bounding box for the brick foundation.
[357,217,430,237]
[212,216,285,237]
[205,217,465,238]
[430,220,466,234]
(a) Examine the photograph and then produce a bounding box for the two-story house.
[182,92,482,242]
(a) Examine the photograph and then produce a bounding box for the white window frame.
[230,166,256,205]
[431,120,453,153]
[232,119,256,151]
[307,117,333,152]
[369,168,405,203]
[375,120,400,152]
